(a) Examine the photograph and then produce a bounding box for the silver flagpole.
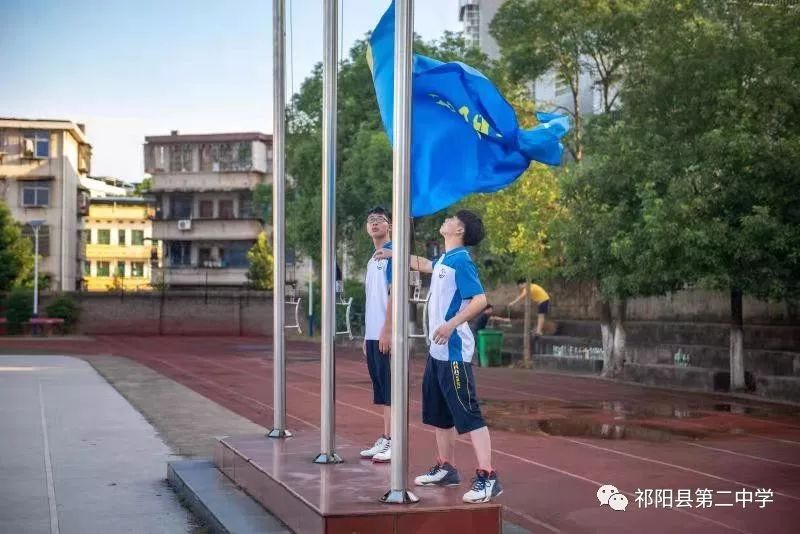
[268,0,291,439]
[381,0,418,504]
[314,0,342,464]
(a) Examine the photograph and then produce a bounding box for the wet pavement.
[3,337,800,533]
[0,355,200,534]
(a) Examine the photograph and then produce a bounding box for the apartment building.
[81,197,158,291]
[143,131,272,287]
[0,118,91,291]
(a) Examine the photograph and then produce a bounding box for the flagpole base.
[380,489,419,504]
[267,428,292,439]
[313,452,343,464]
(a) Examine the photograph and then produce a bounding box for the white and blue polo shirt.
[364,241,392,341]
[427,247,484,363]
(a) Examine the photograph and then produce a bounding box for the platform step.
[168,459,290,534]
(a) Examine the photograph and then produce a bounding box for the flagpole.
[381,0,418,504]
[268,0,291,440]
[314,0,342,464]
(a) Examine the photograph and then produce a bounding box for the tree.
[468,165,563,364]
[557,0,800,384]
[492,0,644,162]
[133,177,152,196]
[621,0,800,390]
[0,201,34,292]
[247,232,274,290]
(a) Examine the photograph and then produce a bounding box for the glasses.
[367,216,389,224]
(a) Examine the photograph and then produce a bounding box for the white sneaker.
[462,470,503,503]
[414,463,461,486]
[360,436,390,459]
[372,445,391,463]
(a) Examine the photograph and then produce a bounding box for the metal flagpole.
[381,0,418,504]
[314,0,342,464]
[268,0,291,439]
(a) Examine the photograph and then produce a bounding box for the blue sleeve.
[455,259,484,299]
[385,258,392,290]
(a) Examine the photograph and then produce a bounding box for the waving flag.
[367,1,570,217]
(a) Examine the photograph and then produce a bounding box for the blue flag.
[368,1,570,217]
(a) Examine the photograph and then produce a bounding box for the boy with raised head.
[374,209,502,503]
[359,206,394,463]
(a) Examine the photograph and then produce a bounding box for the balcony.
[156,267,249,286]
[151,172,267,192]
[152,218,262,241]
[85,244,153,260]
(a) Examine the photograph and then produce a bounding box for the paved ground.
[2,336,800,534]
[0,355,200,534]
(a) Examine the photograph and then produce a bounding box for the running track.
[3,336,799,534]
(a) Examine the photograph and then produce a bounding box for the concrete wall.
[44,291,274,336]
[486,279,800,325]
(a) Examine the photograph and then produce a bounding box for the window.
[132,230,144,246]
[118,229,126,247]
[228,242,250,268]
[169,144,193,172]
[555,76,571,97]
[208,142,253,172]
[168,241,192,266]
[97,261,110,277]
[199,144,214,171]
[219,199,234,219]
[199,200,214,218]
[83,261,91,276]
[23,131,49,158]
[131,262,145,278]
[21,224,50,256]
[81,229,91,244]
[199,247,213,266]
[97,229,111,245]
[171,196,193,219]
[78,144,91,173]
[239,194,254,218]
[116,261,126,277]
[21,181,50,207]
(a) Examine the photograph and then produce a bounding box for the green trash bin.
[476,329,504,367]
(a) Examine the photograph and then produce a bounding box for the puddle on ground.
[539,418,706,441]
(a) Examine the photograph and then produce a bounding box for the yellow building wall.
[82,202,160,291]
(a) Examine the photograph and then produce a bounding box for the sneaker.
[372,445,391,463]
[462,470,503,503]
[360,436,390,459]
[414,463,461,486]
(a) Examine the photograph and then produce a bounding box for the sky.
[0,0,462,184]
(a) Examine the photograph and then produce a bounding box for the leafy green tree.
[133,177,152,196]
[247,232,274,290]
[492,0,644,162]
[0,201,34,291]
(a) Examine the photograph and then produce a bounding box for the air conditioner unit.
[22,138,35,158]
[177,219,192,231]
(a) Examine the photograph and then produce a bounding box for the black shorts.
[538,299,550,314]
[422,356,485,434]
[365,340,391,406]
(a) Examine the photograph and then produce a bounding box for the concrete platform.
[215,432,502,534]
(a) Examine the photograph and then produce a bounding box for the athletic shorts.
[422,356,485,434]
[538,299,550,314]
[365,340,391,405]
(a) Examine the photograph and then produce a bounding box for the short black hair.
[367,206,391,222]
[455,209,485,246]
[516,278,526,285]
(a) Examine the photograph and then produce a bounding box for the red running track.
[3,336,799,534]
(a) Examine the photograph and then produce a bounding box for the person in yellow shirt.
[509,280,550,336]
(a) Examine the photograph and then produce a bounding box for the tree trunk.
[609,298,627,378]
[599,299,614,377]
[571,72,583,162]
[730,287,746,391]
[523,278,532,366]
